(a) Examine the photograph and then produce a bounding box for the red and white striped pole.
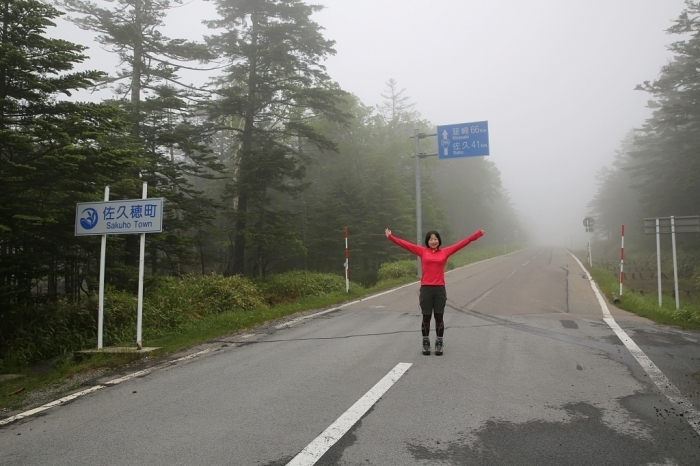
[344,227,349,293]
[619,224,625,297]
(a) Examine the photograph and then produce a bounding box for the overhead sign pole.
[411,121,490,278]
[411,130,439,278]
[414,129,422,278]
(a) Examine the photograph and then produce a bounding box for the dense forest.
[587,1,700,288]
[0,0,524,325]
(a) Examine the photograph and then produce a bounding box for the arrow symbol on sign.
[440,138,450,156]
[442,129,449,140]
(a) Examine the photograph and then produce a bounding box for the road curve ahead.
[2,247,700,465]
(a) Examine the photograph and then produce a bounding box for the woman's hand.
[385,228,391,238]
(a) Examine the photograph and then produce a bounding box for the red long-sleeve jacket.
[387,230,484,285]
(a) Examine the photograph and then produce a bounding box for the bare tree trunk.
[130,0,142,139]
[231,8,259,276]
[124,0,143,274]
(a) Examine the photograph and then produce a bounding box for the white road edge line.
[0,385,105,426]
[0,348,215,427]
[286,362,412,466]
[569,251,700,436]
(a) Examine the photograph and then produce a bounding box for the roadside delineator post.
[619,224,625,298]
[344,227,349,293]
[583,217,594,267]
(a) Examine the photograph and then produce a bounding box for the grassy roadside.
[0,244,514,414]
[0,274,421,414]
[143,275,420,357]
[588,265,700,330]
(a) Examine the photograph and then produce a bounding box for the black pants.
[419,285,446,337]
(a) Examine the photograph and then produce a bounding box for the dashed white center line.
[286,362,412,466]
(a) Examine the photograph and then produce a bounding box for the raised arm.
[385,229,424,256]
[442,229,485,256]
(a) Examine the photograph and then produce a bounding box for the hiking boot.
[435,337,443,356]
[422,337,431,355]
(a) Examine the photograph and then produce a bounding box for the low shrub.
[0,275,268,371]
[146,274,267,326]
[377,260,417,282]
[256,270,348,304]
[0,297,99,371]
[102,275,268,342]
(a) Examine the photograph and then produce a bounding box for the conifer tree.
[377,78,420,126]
[0,0,140,308]
[588,132,644,240]
[632,0,700,216]
[205,0,348,276]
[60,0,223,278]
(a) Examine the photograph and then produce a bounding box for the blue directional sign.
[437,121,490,159]
[75,198,164,236]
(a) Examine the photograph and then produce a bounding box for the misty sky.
[54,0,688,247]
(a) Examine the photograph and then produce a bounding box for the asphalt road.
[2,247,700,465]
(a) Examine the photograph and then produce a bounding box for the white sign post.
[644,215,700,309]
[76,184,163,349]
[97,186,109,349]
[136,182,148,349]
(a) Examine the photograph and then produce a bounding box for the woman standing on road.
[385,227,485,355]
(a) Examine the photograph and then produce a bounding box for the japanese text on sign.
[437,121,490,159]
[75,198,164,236]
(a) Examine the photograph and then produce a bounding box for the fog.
[55,0,686,249]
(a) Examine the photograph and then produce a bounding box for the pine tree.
[377,78,419,126]
[0,0,140,308]
[205,0,349,276]
[60,0,223,279]
[632,0,700,216]
[588,131,644,240]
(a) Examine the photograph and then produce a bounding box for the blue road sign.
[437,121,489,159]
[75,198,164,236]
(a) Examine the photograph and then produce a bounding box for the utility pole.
[413,129,421,278]
[411,129,437,278]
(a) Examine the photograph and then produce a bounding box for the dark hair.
[424,230,442,248]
